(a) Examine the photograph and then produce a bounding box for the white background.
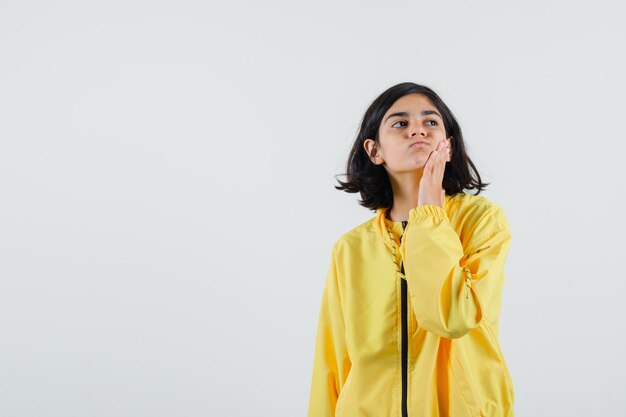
[1,1,625,416]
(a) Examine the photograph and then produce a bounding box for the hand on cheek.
[417,138,451,208]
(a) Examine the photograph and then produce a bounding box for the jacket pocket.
[483,323,515,404]
[449,348,483,417]
[335,370,353,416]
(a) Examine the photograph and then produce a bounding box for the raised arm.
[400,202,512,339]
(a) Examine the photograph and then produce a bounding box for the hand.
[417,138,451,208]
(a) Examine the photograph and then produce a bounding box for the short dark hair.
[334,82,489,211]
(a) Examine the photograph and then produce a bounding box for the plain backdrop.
[1,1,625,416]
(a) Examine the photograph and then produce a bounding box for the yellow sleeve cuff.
[408,204,449,223]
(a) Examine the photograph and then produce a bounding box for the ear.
[363,139,384,165]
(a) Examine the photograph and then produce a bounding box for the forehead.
[386,93,436,114]
[381,93,442,125]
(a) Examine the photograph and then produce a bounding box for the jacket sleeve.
[307,245,351,417]
[400,202,512,339]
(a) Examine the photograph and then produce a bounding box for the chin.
[396,164,426,173]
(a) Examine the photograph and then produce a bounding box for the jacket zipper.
[400,220,409,417]
[395,223,489,415]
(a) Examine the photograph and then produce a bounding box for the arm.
[307,245,351,417]
[400,202,512,339]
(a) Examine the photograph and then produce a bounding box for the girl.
[307,82,514,417]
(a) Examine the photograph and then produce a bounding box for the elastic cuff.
[409,204,449,223]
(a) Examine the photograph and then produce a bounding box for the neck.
[386,169,423,222]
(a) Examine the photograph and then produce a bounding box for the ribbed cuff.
[408,204,449,223]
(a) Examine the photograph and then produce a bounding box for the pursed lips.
[410,141,429,147]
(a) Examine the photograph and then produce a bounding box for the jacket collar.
[375,206,396,252]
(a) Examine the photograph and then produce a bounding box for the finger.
[439,141,447,159]
[425,148,438,173]
[440,140,450,164]
[436,142,447,178]
[434,146,445,173]
[436,141,446,167]
[430,141,447,171]
[436,152,445,181]
[437,140,446,157]
[425,153,435,176]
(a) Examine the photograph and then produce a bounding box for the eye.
[391,120,439,128]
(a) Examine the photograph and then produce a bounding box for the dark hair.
[334,82,489,211]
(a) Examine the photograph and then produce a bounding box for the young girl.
[307,82,514,417]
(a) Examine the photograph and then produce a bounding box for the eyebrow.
[384,110,442,124]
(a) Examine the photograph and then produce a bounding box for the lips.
[410,141,429,148]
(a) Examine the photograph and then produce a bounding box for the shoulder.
[446,192,510,234]
[448,192,507,218]
[330,216,378,257]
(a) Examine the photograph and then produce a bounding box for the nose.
[410,127,427,137]
[409,120,427,137]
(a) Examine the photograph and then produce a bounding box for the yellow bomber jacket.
[307,193,514,417]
